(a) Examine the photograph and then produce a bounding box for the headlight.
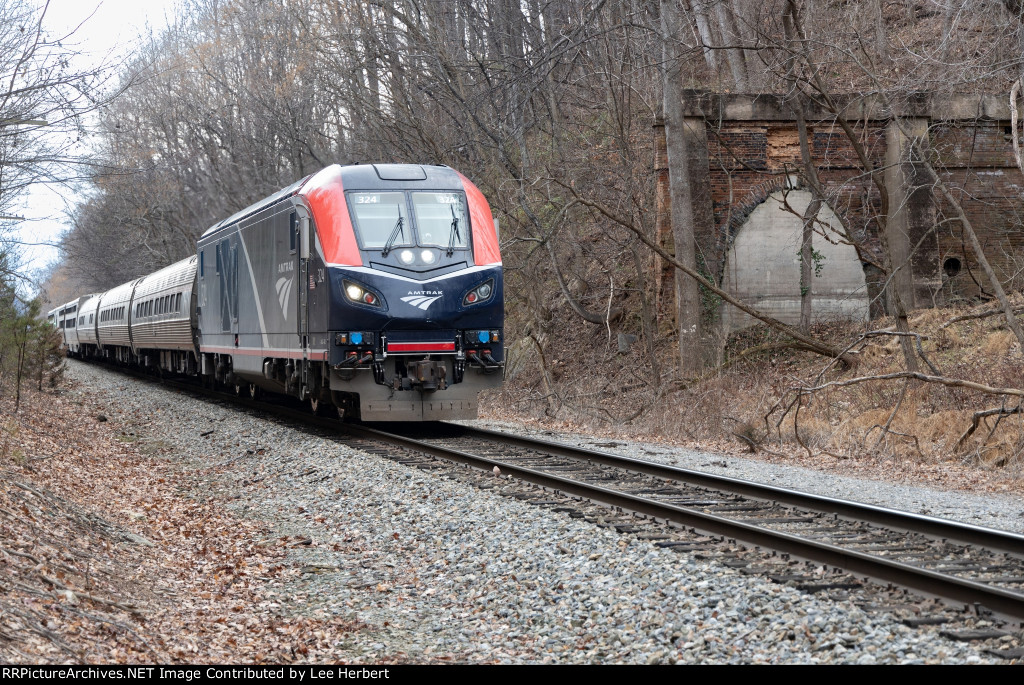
[343,280,381,307]
[421,250,437,264]
[463,279,495,306]
[399,250,415,264]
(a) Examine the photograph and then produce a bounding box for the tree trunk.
[661,0,704,377]
[795,112,820,332]
[872,0,890,64]
[14,338,25,412]
[685,0,719,74]
[713,2,749,91]
[783,0,918,372]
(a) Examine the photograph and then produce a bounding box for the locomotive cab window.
[412,192,469,250]
[348,192,409,249]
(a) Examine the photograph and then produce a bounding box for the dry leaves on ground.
[0,384,363,664]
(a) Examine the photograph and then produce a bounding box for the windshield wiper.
[381,215,404,256]
[446,206,461,257]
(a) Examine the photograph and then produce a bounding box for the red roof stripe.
[456,171,501,266]
[299,166,362,266]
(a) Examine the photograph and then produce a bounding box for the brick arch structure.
[654,92,1024,338]
[720,175,798,243]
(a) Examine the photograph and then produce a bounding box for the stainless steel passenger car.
[76,295,100,355]
[129,256,199,374]
[95,279,138,361]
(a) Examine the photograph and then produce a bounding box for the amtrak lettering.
[401,290,443,311]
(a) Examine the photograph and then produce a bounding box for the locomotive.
[52,163,504,420]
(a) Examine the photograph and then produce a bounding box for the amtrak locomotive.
[54,164,504,420]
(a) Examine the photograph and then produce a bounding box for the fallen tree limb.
[872,378,911,451]
[39,571,141,616]
[866,425,924,458]
[801,371,1024,397]
[811,328,939,384]
[954,404,1024,452]
[939,305,1024,330]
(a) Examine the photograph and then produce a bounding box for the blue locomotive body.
[60,164,504,421]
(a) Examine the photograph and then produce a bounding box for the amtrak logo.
[276,276,294,321]
[401,291,443,311]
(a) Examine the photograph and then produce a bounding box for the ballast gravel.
[65,361,1012,664]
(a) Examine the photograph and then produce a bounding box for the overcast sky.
[16,0,180,287]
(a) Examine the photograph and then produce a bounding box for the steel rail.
[448,424,1024,556]
[349,423,1024,620]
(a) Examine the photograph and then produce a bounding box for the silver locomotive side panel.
[198,200,310,384]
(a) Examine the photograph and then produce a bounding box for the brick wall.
[656,95,1024,317]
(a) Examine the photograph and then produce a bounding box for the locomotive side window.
[348,192,409,249]
[412,192,469,249]
[230,245,239,322]
[289,212,297,254]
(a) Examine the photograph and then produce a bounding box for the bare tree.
[0,0,117,286]
[661,0,704,376]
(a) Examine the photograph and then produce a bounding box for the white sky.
[15,0,180,287]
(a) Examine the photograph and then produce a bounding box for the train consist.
[48,164,504,420]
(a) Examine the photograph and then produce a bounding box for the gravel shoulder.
[45,360,1022,663]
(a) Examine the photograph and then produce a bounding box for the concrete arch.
[720,189,869,333]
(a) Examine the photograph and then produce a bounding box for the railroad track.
[91,363,1024,640]
[340,422,1024,627]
